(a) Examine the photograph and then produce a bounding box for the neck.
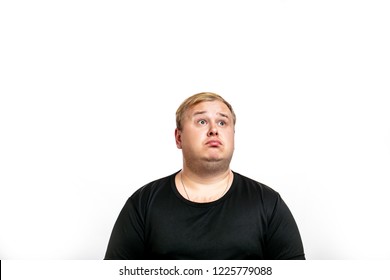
[177,167,233,203]
[181,166,231,185]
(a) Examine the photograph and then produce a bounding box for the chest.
[144,198,266,259]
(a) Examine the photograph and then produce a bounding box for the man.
[104,92,305,259]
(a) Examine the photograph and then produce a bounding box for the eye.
[198,119,207,125]
[218,120,226,126]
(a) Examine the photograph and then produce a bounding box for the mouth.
[205,140,222,147]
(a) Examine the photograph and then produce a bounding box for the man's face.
[175,100,235,171]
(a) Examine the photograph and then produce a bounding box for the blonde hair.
[176,92,236,130]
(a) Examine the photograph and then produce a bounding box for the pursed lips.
[205,139,222,147]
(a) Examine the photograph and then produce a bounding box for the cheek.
[227,132,235,148]
[186,128,203,139]
[182,132,198,145]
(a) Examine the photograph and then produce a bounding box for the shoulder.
[232,171,283,213]
[127,171,177,205]
[233,171,280,198]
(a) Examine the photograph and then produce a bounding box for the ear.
[175,128,182,149]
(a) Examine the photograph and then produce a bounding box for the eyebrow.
[192,111,230,119]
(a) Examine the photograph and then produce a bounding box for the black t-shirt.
[104,171,305,260]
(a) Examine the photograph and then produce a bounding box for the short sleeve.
[104,195,146,260]
[264,195,305,260]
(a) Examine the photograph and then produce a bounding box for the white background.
[1,0,389,260]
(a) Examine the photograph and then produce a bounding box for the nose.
[207,124,218,137]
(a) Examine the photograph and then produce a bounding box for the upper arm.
[264,195,305,260]
[104,196,146,260]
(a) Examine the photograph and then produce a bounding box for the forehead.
[187,100,231,116]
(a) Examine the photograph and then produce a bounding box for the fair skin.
[174,100,235,203]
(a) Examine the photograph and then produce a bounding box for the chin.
[203,156,223,162]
